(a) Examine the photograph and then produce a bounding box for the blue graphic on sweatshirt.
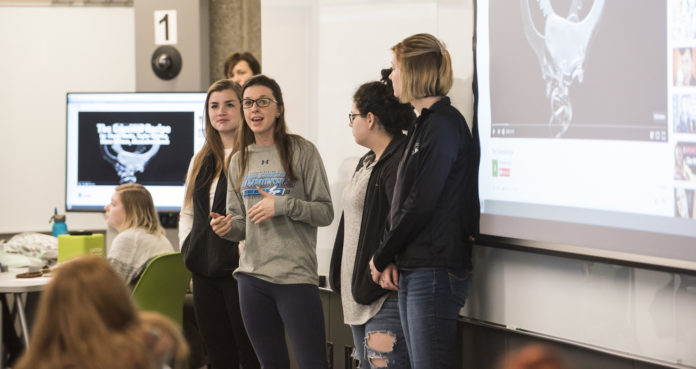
[241,171,291,197]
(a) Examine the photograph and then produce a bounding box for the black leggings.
[191,274,260,369]
[237,273,328,369]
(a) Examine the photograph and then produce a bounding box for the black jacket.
[373,97,480,271]
[329,135,406,304]
[181,154,240,277]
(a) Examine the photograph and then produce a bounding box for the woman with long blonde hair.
[178,79,259,369]
[104,183,174,286]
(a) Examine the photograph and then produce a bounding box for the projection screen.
[476,0,696,271]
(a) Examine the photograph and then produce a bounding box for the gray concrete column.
[209,0,261,84]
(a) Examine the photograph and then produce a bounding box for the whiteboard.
[0,6,135,233]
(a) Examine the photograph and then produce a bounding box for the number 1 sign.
[154,10,178,45]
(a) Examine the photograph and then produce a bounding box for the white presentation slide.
[477,0,696,268]
[65,92,207,211]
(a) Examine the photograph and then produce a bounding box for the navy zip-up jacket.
[372,97,480,271]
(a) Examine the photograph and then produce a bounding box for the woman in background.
[224,52,261,86]
[211,74,333,369]
[179,79,259,369]
[369,33,480,369]
[329,70,414,368]
[14,256,188,369]
[104,183,174,286]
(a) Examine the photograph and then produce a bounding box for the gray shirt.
[340,154,388,325]
[107,227,174,285]
[224,137,333,285]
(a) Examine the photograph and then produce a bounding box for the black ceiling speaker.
[151,45,182,80]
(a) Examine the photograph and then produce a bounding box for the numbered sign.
[154,10,177,45]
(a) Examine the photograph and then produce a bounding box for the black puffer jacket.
[329,135,406,304]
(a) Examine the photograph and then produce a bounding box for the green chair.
[131,252,191,326]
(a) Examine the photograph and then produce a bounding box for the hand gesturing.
[248,186,276,224]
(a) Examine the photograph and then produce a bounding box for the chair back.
[131,252,191,326]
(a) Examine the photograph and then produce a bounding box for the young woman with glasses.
[211,74,334,369]
[368,33,480,369]
[329,69,415,368]
[178,79,259,369]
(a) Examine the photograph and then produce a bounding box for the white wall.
[0,6,135,233]
[261,0,475,276]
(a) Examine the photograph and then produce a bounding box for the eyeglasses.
[242,97,277,109]
[348,113,361,123]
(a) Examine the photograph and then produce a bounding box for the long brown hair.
[236,74,302,189]
[14,257,150,369]
[183,79,243,207]
[115,184,165,235]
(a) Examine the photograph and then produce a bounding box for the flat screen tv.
[66,92,207,212]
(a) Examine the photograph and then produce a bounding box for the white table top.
[0,268,51,293]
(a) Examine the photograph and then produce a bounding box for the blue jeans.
[237,273,328,369]
[398,268,471,369]
[351,298,411,369]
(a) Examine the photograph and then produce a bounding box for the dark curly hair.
[353,68,415,136]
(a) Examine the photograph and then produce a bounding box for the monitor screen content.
[66,92,207,212]
[476,1,696,270]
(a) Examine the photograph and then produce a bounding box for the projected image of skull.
[521,0,605,137]
[97,122,172,183]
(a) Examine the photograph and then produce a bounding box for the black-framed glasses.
[348,113,361,123]
[242,97,277,109]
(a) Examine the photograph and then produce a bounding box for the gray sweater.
[224,137,333,285]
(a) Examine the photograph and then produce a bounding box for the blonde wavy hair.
[115,183,165,235]
[391,33,453,103]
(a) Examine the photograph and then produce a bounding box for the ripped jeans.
[351,298,411,369]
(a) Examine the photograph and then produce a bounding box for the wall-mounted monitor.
[66,92,207,212]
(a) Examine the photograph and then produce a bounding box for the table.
[0,268,51,364]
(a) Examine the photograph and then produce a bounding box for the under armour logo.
[261,159,269,165]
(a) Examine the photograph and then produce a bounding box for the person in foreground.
[329,69,415,368]
[14,256,189,369]
[179,79,259,369]
[499,344,569,369]
[369,33,481,369]
[211,74,334,369]
[105,183,175,286]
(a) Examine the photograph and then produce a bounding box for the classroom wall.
[2,3,693,367]
[260,0,475,277]
[0,5,135,234]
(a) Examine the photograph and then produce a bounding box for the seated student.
[104,184,175,286]
[224,51,261,86]
[14,256,189,369]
